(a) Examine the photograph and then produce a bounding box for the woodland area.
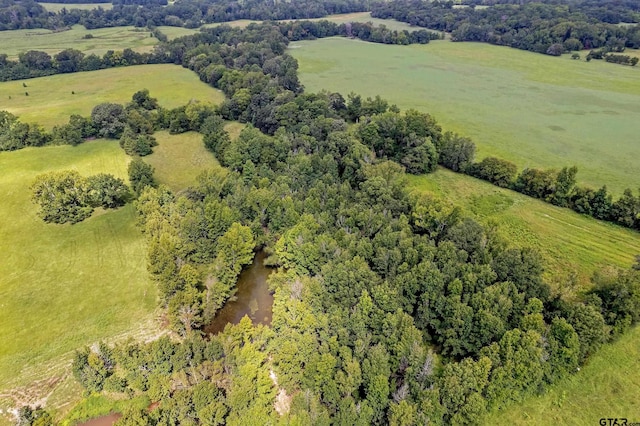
[372,0,640,54]
[4,20,640,425]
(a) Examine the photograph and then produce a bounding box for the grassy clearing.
[1,64,225,129]
[38,2,113,12]
[291,38,640,195]
[286,12,421,32]
[486,325,640,425]
[408,169,640,289]
[0,24,153,59]
[0,141,156,399]
[145,131,222,192]
[155,25,201,40]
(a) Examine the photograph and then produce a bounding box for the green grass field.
[0,131,225,424]
[291,38,640,195]
[0,141,156,406]
[0,24,153,59]
[38,2,113,12]
[408,169,640,289]
[145,131,222,192]
[1,64,225,129]
[486,325,640,425]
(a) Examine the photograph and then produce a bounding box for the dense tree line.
[371,0,640,56]
[450,151,640,231]
[0,46,166,81]
[0,0,371,31]
[8,19,640,425]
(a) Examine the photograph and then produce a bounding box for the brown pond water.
[77,252,272,425]
[204,250,275,335]
[77,413,121,426]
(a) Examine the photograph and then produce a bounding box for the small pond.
[204,250,275,335]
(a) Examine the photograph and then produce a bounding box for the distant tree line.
[0,0,371,31]
[371,0,640,57]
[0,21,437,82]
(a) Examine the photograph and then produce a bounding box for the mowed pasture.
[0,141,156,395]
[408,169,640,289]
[1,64,225,129]
[0,24,154,59]
[291,38,640,195]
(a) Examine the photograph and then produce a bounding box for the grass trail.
[408,169,640,289]
[145,131,222,192]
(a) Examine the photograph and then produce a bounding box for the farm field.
[145,130,222,192]
[486,325,640,425]
[0,64,225,129]
[0,130,226,424]
[408,169,640,289]
[0,24,153,59]
[0,141,156,410]
[291,37,640,195]
[38,2,113,12]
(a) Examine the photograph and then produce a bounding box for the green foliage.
[0,110,50,151]
[590,268,640,336]
[128,158,157,196]
[31,170,93,224]
[91,102,127,139]
[469,157,518,188]
[85,173,130,208]
[356,110,441,175]
[202,115,231,157]
[31,170,131,224]
[438,357,491,425]
[438,132,476,173]
[72,343,114,393]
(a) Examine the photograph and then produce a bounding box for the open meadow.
[0,141,156,412]
[0,25,153,59]
[38,2,113,12]
[0,129,223,424]
[0,64,225,129]
[291,38,640,195]
[145,130,222,192]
